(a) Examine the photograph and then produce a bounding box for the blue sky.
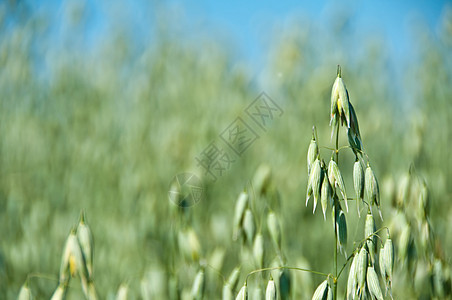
[179,0,447,62]
[27,0,450,69]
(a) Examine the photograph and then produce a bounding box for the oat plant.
[304,66,393,300]
[231,66,394,300]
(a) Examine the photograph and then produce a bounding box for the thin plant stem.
[333,123,340,300]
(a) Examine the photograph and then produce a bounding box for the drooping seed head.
[236,284,248,300]
[357,246,368,293]
[320,175,332,220]
[50,284,66,300]
[379,243,386,282]
[253,164,272,196]
[233,192,249,241]
[365,213,377,264]
[347,253,359,299]
[336,209,348,256]
[353,159,364,216]
[267,211,282,251]
[311,279,328,300]
[253,233,264,269]
[227,266,241,290]
[265,278,276,300]
[18,281,33,300]
[420,220,433,253]
[307,128,319,176]
[191,269,205,300]
[77,212,94,279]
[347,103,363,156]
[383,237,394,281]
[365,164,380,207]
[398,225,411,263]
[222,283,233,300]
[243,209,256,245]
[327,284,333,300]
[396,172,411,208]
[330,76,340,125]
[306,174,313,208]
[366,266,383,300]
[307,158,322,213]
[178,227,201,262]
[328,159,348,211]
[60,228,88,284]
[115,283,128,300]
[330,113,338,140]
[330,68,351,128]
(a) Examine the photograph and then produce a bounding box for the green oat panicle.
[306,171,314,208]
[320,173,332,220]
[419,180,430,219]
[77,211,94,280]
[327,284,333,300]
[267,211,282,251]
[336,208,348,256]
[347,103,363,158]
[178,227,201,262]
[396,171,411,209]
[227,267,241,290]
[330,76,339,128]
[222,283,234,300]
[243,209,256,245]
[328,158,348,212]
[365,163,382,220]
[353,159,364,217]
[253,233,264,269]
[330,113,338,140]
[236,283,248,300]
[420,219,433,254]
[18,280,33,300]
[307,126,319,176]
[385,237,394,277]
[265,277,277,300]
[306,158,322,213]
[191,269,205,300]
[59,228,89,284]
[311,279,328,300]
[50,283,67,300]
[223,267,241,300]
[365,213,377,264]
[357,246,368,296]
[398,224,411,264]
[366,266,384,300]
[233,192,249,241]
[382,236,394,293]
[347,252,359,300]
[115,283,129,300]
[253,164,272,196]
[379,242,386,281]
[330,66,351,128]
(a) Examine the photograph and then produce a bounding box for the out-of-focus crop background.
[1,0,451,299]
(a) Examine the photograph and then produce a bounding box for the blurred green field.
[1,2,451,299]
